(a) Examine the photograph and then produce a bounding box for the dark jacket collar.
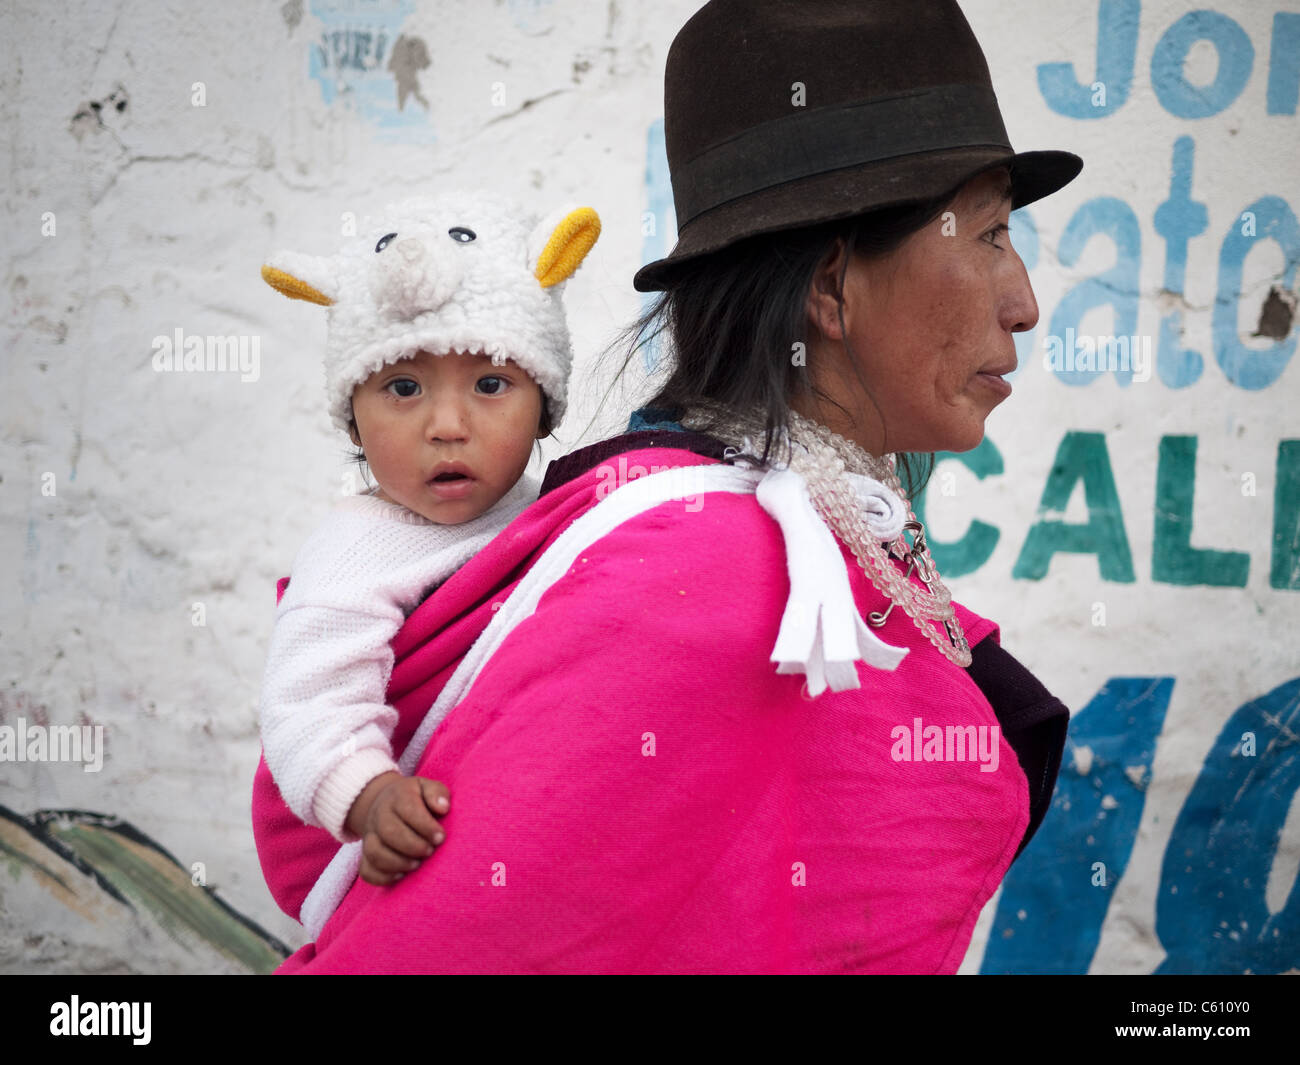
[539,428,731,497]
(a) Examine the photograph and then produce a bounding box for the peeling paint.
[507,0,557,36]
[69,84,128,141]
[1254,285,1297,341]
[306,0,435,144]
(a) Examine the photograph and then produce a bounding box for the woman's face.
[798,167,1037,455]
[349,349,545,525]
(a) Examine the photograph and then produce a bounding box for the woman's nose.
[1005,249,1040,334]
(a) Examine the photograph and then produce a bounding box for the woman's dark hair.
[590,192,960,499]
[345,392,555,488]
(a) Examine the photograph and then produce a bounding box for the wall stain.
[387,34,431,110]
[281,0,303,33]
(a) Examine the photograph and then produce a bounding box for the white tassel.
[755,468,908,696]
[844,470,908,541]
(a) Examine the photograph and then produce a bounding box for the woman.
[252,0,1078,973]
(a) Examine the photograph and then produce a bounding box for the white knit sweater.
[259,473,539,842]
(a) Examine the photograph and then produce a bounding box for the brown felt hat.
[634,0,1083,293]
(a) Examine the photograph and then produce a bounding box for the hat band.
[673,84,1012,228]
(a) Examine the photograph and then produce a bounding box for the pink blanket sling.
[251,446,1027,973]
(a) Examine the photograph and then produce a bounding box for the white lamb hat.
[261,191,600,433]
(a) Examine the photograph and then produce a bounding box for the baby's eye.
[385,378,420,398]
[449,226,477,244]
[476,376,508,396]
[375,232,398,253]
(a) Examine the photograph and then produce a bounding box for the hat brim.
[633,148,1082,292]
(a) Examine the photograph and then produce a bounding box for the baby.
[259,192,599,887]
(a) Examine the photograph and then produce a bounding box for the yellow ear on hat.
[261,264,334,306]
[533,206,601,289]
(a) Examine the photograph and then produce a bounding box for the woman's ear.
[347,418,362,448]
[806,238,851,342]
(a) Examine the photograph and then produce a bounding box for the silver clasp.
[866,520,961,649]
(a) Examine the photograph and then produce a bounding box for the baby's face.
[349,349,544,524]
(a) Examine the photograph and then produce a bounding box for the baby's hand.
[347,771,450,886]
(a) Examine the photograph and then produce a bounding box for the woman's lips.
[974,372,1012,398]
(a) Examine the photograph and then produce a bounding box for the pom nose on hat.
[369,235,462,320]
[395,237,424,262]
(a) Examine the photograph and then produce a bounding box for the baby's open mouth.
[431,472,469,482]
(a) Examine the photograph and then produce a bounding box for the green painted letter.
[1014,432,1135,582]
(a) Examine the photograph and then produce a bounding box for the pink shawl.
[251,445,1026,973]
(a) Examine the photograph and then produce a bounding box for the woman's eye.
[375,232,398,253]
[984,224,1010,248]
[449,226,477,244]
[385,379,419,398]
[476,376,507,395]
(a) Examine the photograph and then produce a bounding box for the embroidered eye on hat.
[634,0,1082,292]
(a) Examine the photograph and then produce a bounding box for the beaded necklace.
[679,401,971,667]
